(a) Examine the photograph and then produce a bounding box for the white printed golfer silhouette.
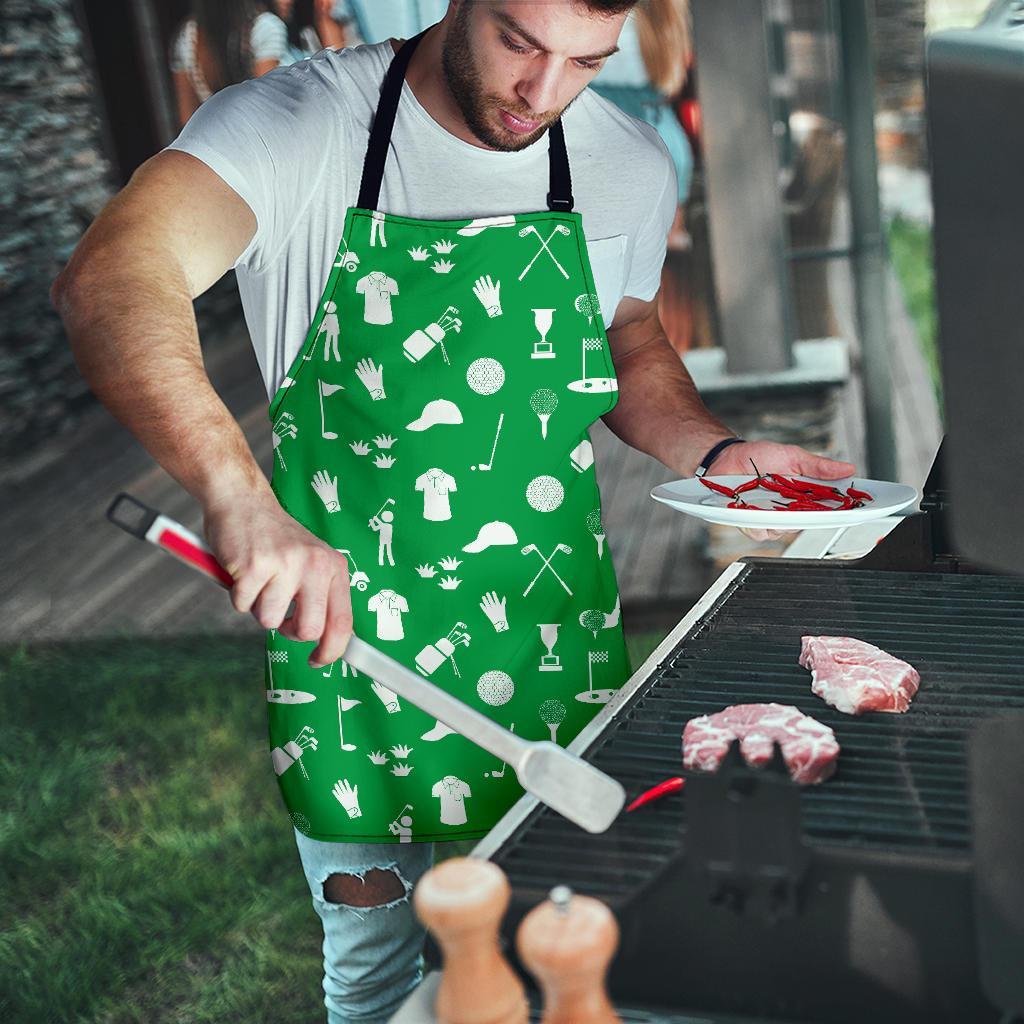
[416,468,457,521]
[319,380,344,439]
[472,275,502,318]
[370,210,387,247]
[354,358,386,401]
[369,509,395,566]
[479,592,509,633]
[522,542,573,597]
[518,224,571,280]
[389,806,414,842]
[367,588,409,641]
[333,778,362,819]
[316,300,341,361]
[432,775,472,826]
[356,271,398,325]
[311,470,340,513]
[270,725,317,778]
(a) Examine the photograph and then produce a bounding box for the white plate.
[650,476,920,530]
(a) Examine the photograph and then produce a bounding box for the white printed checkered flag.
[588,649,608,693]
[580,337,602,381]
[268,649,288,688]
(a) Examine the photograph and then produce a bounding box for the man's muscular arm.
[51,151,353,666]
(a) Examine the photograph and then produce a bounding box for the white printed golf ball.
[467,357,505,395]
[526,475,564,512]
[477,670,515,706]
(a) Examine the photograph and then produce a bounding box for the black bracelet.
[694,437,745,478]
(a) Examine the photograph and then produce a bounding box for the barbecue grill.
[462,9,1024,1022]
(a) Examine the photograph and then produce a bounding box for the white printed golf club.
[518,224,571,281]
[472,412,504,471]
[521,542,573,597]
[106,493,626,834]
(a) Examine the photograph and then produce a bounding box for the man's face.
[441,1,626,151]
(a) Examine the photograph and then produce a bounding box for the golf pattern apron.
[265,30,631,842]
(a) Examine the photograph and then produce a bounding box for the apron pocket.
[583,234,627,332]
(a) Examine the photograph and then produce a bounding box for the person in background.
[592,0,693,215]
[170,0,290,128]
[274,0,351,64]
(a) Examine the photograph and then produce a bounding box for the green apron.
[265,29,630,843]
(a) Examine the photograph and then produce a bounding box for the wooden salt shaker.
[413,857,528,1024]
[516,885,621,1024]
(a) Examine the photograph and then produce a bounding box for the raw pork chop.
[682,703,840,785]
[799,636,920,716]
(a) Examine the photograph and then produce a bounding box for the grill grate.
[493,563,1024,897]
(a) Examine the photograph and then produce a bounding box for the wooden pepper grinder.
[413,857,528,1024]
[516,885,621,1024]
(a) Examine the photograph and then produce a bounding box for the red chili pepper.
[776,474,844,498]
[626,776,686,812]
[847,485,873,502]
[780,498,833,511]
[735,478,762,494]
[699,477,737,498]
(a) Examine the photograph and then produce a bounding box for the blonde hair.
[634,0,692,97]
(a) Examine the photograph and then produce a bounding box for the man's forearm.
[602,332,735,477]
[53,256,271,511]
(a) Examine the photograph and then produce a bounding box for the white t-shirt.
[355,271,399,325]
[367,588,408,640]
[415,468,457,521]
[165,39,677,402]
[431,775,472,826]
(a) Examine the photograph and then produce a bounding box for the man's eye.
[501,34,530,54]
[576,59,600,71]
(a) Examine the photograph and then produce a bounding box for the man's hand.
[203,490,353,667]
[710,440,857,542]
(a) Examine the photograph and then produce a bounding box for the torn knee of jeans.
[321,866,411,911]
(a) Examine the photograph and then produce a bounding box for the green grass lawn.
[886,214,942,415]
[0,629,666,1023]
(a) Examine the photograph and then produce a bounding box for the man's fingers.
[309,569,354,668]
[251,573,300,631]
[797,454,857,480]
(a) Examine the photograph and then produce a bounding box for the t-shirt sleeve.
[389,277,398,295]
[164,63,336,273]
[431,781,441,797]
[399,596,409,613]
[415,475,424,492]
[251,12,289,63]
[446,474,457,492]
[356,276,368,293]
[623,133,678,302]
[367,594,379,611]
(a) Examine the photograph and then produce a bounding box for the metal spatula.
[106,492,626,834]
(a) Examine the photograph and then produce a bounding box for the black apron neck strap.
[357,30,574,214]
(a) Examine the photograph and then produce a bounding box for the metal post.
[690,0,795,374]
[836,0,898,479]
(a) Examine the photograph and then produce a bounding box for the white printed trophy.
[538,623,562,672]
[531,308,556,360]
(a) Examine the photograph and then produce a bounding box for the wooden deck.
[2,218,940,645]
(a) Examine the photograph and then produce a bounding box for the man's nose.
[516,62,562,119]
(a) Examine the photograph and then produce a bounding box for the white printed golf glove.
[371,680,401,714]
[311,470,340,513]
[355,358,386,401]
[472,275,502,318]
[479,591,509,632]
[333,779,362,818]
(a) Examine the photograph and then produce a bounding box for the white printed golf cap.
[462,520,519,553]
[406,399,464,431]
[456,215,517,236]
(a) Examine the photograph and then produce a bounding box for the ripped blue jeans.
[293,827,436,1023]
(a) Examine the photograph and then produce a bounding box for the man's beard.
[441,6,562,151]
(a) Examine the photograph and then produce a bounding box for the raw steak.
[799,635,920,716]
[682,703,840,785]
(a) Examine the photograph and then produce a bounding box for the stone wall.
[0,0,116,465]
